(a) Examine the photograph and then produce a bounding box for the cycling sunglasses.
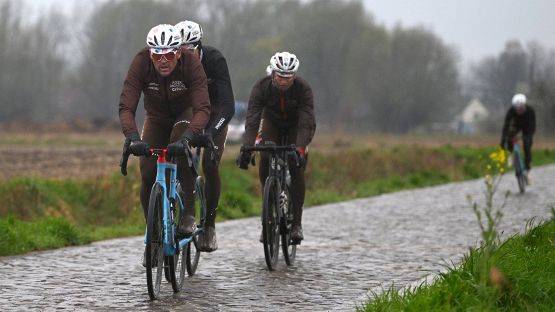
[151,50,178,62]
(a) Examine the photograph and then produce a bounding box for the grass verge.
[1,146,554,256]
[357,216,555,311]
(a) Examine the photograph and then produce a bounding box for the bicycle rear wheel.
[168,186,187,292]
[186,176,205,276]
[146,183,165,300]
[262,177,280,270]
[280,185,296,265]
[514,152,526,193]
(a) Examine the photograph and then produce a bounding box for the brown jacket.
[243,76,316,146]
[119,47,210,137]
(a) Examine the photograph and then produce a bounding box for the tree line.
[0,0,554,134]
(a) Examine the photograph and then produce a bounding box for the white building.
[456,98,490,134]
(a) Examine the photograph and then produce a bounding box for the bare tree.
[0,0,67,122]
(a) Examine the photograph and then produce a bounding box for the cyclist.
[500,93,536,181]
[119,24,211,260]
[237,51,316,244]
[174,20,235,252]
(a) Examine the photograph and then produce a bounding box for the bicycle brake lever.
[293,149,301,168]
[120,150,130,176]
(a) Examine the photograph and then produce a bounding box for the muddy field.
[0,131,121,180]
[0,130,553,180]
[0,145,124,180]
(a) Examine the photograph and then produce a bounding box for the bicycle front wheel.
[186,176,205,276]
[168,185,187,292]
[262,177,280,270]
[514,152,526,193]
[280,185,296,265]
[146,183,165,300]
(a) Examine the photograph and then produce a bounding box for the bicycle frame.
[145,149,199,256]
[245,143,297,195]
[512,141,526,176]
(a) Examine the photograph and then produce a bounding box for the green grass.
[357,217,555,311]
[1,146,555,256]
[0,215,92,255]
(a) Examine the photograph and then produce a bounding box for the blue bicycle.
[120,143,212,300]
[511,136,527,193]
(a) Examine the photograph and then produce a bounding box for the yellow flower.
[498,150,506,163]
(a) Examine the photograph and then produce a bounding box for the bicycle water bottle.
[279,191,288,214]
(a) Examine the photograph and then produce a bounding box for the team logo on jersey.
[170,81,187,92]
[148,82,159,91]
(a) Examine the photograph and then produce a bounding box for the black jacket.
[201,45,235,135]
[500,105,536,146]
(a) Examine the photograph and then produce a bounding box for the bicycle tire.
[514,151,526,193]
[280,185,296,265]
[186,176,205,276]
[146,183,165,300]
[168,186,187,292]
[262,177,280,270]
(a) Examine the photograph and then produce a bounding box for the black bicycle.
[241,141,301,271]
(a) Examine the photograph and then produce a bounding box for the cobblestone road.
[1,165,554,311]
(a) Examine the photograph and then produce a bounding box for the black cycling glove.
[236,147,252,170]
[127,132,150,156]
[190,130,214,148]
[167,129,194,157]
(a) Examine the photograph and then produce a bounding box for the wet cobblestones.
[1,165,554,311]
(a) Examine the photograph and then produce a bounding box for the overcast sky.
[33,0,555,64]
[363,0,555,63]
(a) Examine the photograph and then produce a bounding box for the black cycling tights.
[507,134,533,170]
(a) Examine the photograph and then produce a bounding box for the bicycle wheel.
[280,185,296,265]
[168,186,187,292]
[514,152,526,193]
[186,176,205,276]
[146,183,165,300]
[262,177,280,270]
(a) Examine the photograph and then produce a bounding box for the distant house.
[455,98,490,134]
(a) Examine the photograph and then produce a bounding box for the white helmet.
[146,24,182,53]
[512,93,527,107]
[175,20,203,45]
[266,65,272,76]
[270,52,299,77]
